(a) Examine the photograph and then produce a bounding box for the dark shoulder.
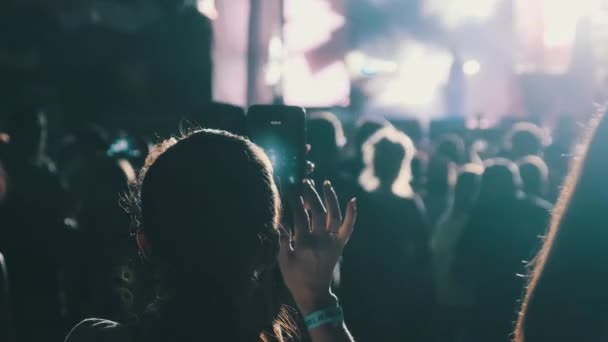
[65,319,131,342]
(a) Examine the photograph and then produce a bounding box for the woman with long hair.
[515,112,608,342]
[65,129,357,342]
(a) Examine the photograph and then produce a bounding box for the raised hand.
[278,179,356,315]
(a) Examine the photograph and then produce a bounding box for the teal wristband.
[304,305,344,331]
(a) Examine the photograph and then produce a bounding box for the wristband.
[304,305,344,331]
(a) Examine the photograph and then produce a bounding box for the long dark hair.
[515,112,608,342]
[126,129,295,341]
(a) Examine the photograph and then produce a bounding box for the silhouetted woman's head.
[354,117,390,154]
[478,158,521,203]
[505,122,544,159]
[359,127,415,197]
[515,112,608,342]
[436,134,466,165]
[129,129,288,340]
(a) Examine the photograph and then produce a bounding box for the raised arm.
[278,179,357,342]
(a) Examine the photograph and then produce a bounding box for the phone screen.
[247,105,306,186]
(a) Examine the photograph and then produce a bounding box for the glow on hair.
[359,127,416,198]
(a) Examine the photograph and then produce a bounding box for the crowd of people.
[3,2,608,342]
[0,94,599,342]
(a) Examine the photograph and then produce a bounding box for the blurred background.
[2,0,607,132]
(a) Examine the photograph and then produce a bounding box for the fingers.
[288,192,311,242]
[302,179,326,216]
[323,180,342,231]
[337,198,357,244]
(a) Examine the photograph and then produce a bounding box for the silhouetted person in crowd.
[347,117,390,178]
[308,111,347,181]
[63,156,141,326]
[0,108,67,342]
[436,134,467,165]
[505,122,545,160]
[57,124,111,196]
[515,113,608,342]
[65,129,357,342]
[453,158,550,342]
[423,156,456,227]
[307,111,356,206]
[57,124,109,165]
[519,155,550,200]
[343,127,431,342]
[431,164,483,340]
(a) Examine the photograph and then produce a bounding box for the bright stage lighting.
[462,59,481,76]
[346,51,398,78]
[282,0,349,107]
[424,0,502,28]
[265,36,285,86]
[374,42,453,111]
[542,0,601,48]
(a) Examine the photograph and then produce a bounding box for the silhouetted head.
[518,156,549,199]
[515,113,608,342]
[374,138,405,187]
[436,134,466,165]
[57,124,110,171]
[4,107,47,160]
[307,111,346,178]
[354,117,390,155]
[453,163,483,212]
[360,127,415,197]
[128,129,286,339]
[478,158,521,203]
[505,122,544,159]
[73,156,135,236]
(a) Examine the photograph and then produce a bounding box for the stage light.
[424,0,502,28]
[283,0,349,106]
[265,35,285,86]
[376,43,453,108]
[542,0,601,48]
[463,59,481,76]
[346,51,366,77]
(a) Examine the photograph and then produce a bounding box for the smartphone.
[247,105,306,187]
